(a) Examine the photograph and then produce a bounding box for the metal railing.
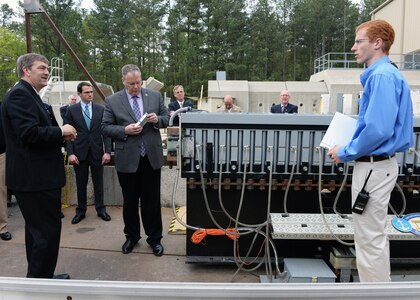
[314,52,420,73]
[39,57,65,104]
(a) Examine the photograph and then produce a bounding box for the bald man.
[60,94,77,120]
[271,90,298,114]
[217,95,242,113]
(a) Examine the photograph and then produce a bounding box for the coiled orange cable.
[191,228,239,244]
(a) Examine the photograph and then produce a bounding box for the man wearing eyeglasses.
[271,90,298,114]
[328,20,413,282]
[168,85,193,126]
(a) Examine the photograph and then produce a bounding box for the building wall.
[372,0,420,56]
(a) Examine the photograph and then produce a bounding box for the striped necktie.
[83,104,91,129]
[132,96,146,157]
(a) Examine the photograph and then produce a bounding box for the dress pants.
[117,155,162,245]
[73,150,105,215]
[14,189,62,278]
[352,157,398,282]
[0,153,8,234]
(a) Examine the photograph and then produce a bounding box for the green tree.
[248,0,281,80]
[0,4,15,27]
[164,0,204,96]
[358,0,388,22]
[0,27,26,96]
[85,0,137,89]
[289,0,359,80]
[28,0,88,81]
[201,0,249,82]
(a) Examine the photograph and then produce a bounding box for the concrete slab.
[0,202,260,283]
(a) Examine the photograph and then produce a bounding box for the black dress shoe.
[53,273,71,279]
[97,211,111,221]
[122,239,138,254]
[0,231,12,241]
[151,243,164,256]
[71,214,85,224]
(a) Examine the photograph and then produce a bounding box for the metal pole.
[41,12,106,100]
[25,13,32,53]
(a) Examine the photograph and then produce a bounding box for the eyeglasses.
[354,39,369,44]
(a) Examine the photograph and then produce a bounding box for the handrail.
[314,52,420,73]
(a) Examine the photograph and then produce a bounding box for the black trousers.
[73,150,105,214]
[117,155,162,245]
[14,189,62,278]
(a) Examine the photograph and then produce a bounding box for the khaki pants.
[0,153,8,234]
[352,157,398,282]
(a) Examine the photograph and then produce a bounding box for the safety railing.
[314,52,420,73]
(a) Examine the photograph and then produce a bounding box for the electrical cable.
[217,146,268,228]
[318,149,355,246]
[318,149,410,246]
[283,146,297,214]
[332,163,350,218]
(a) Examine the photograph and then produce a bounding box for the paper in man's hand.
[320,112,357,149]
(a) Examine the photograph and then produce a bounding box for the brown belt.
[356,155,394,162]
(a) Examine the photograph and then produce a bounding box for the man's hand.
[327,145,342,164]
[62,124,77,141]
[124,123,143,135]
[146,112,158,124]
[102,153,111,165]
[68,154,79,165]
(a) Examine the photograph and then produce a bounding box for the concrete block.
[61,165,186,208]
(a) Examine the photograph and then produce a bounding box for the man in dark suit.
[64,82,112,224]
[102,64,169,256]
[1,53,76,278]
[168,85,193,126]
[0,102,12,241]
[271,90,298,114]
[60,94,77,121]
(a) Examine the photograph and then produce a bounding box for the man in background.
[64,82,112,224]
[328,20,413,282]
[168,85,193,125]
[0,102,11,242]
[2,53,76,278]
[102,64,169,256]
[271,90,298,114]
[217,95,242,113]
[60,94,77,120]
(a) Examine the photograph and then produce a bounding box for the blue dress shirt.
[338,56,413,162]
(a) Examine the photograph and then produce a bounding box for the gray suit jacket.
[101,88,169,172]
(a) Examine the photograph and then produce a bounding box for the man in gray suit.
[102,64,169,256]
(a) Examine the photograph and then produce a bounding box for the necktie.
[281,105,286,113]
[132,96,147,157]
[83,104,91,129]
[132,96,142,121]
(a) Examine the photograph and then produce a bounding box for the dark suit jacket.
[0,103,5,154]
[64,102,111,161]
[271,103,298,114]
[168,100,193,125]
[1,80,65,192]
[102,88,169,172]
[60,105,69,120]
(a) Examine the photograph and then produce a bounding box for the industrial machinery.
[168,112,420,280]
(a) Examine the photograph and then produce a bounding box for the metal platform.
[270,213,420,241]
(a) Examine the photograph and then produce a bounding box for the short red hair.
[356,19,395,55]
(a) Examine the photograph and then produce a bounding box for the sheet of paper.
[320,112,357,149]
